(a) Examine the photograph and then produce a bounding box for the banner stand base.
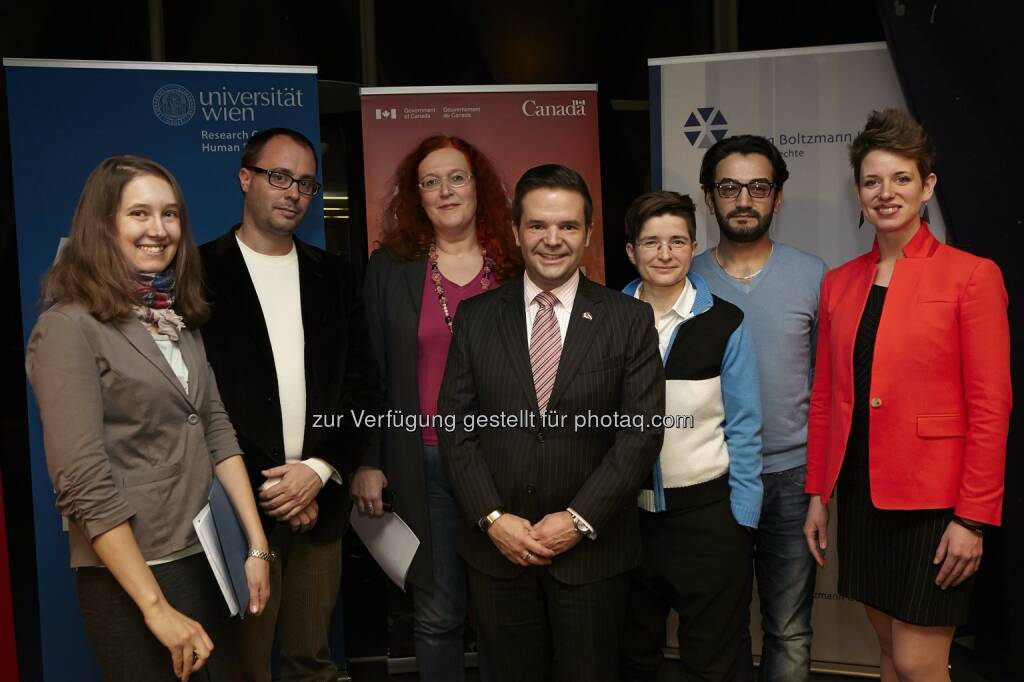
[663,650,881,679]
[385,652,479,675]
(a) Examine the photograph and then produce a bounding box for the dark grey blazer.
[437,274,666,585]
[362,247,443,590]
[26,302,241,567]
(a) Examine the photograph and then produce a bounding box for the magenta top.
[417,263,492,445]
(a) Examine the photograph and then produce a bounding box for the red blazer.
[806,222,1011,525]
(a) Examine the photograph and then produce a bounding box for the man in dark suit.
[438,164,665,682]
[200,128,380,681]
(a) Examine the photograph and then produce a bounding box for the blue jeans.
[412,445,466,682]
[738,465,815,682]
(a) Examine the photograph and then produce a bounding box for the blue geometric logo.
[683,107,728,148]
[152,84,196,126]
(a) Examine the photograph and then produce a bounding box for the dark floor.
[342,641,995,681]
[344,662,851,681]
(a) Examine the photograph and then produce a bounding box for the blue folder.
[208,478,250,617]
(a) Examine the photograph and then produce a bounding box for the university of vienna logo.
[153,84,196,126]
[683,107,727,148]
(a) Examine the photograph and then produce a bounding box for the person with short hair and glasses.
[804,109,1010,681]
[620,190,763,681]
[200,127,382,681]
[691,134,827,682]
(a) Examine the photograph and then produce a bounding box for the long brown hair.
[379,135,522,280]
[43,155,209,325]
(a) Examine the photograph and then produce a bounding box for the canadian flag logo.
[375,108,397,120]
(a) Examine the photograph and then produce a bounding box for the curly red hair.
[378,135,523,280]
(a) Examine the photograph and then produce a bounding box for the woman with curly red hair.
[351,135,521,681]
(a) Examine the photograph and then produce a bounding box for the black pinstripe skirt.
[836,284,973,626]
[836,435,974,626]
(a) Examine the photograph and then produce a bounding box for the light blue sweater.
[691,243,826,474]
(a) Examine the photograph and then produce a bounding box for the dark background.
[1,1,1018,679]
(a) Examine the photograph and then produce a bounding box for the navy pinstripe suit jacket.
[438,274,665,584]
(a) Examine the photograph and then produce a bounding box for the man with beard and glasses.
[691,135,826,682]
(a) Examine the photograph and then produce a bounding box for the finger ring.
[192,651,199,664]
[523,550,532,561]
[367,503,374,512]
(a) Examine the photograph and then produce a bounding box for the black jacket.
[438,274,665,584]
[200,227,381,542]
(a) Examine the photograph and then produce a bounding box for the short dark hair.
[624,191,696,243]
[240,127,319,173]
[699,135,790,192]
[849,109,935,184]
[512,164,593,226]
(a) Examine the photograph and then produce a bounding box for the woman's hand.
[141,600,214,681]
[244,555,271,616]
[803,495,830,567]
[350,466,387,517]
[934,521,983,589]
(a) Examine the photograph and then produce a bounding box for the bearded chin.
[717,211,773,243]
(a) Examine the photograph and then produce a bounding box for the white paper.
[349,508,420,591]
[193,504,240,616]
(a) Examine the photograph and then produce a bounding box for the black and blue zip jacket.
[623,271,763,528]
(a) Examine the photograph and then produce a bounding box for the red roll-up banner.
[0,473,20,681]
[360,84,605,283]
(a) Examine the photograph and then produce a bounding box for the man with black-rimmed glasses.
[691,135,826,682]
[200,127,381,681]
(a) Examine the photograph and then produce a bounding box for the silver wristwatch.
[248,548,277,563]
[568,510,594,538]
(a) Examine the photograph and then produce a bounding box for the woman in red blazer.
[803,110,1010,680]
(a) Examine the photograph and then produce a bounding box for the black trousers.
[467,564,630,682]
[621,491,754,682]
[76,551,238,681]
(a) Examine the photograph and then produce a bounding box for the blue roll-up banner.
[4,58,323,681]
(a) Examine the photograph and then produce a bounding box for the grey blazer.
[26,302,241,568]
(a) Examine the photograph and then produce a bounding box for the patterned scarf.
[133,270,185,340]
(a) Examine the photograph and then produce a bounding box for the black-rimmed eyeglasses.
[246,166,322,197]
[711,179,775,199]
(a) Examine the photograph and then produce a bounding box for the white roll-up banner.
[649,42,943,675]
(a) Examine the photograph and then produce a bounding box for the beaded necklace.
[429,243,494,334]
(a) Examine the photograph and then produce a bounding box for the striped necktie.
[530,291,561,413]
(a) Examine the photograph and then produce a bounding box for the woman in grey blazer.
[26,156,270,681]
[352,135,521,681]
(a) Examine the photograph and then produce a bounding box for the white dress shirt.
[632,279,696,358]
[523,270,580,346]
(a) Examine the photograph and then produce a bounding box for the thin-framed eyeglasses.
[711,179,775,199]
[418,171,473,192]
[637,237,692,252]
[246,166,322,196]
